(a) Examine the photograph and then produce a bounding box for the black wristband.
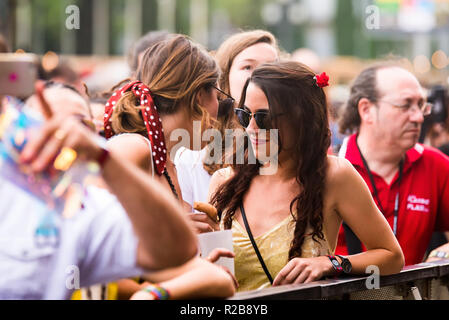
[327,255,343,276]
[336,255,353,274]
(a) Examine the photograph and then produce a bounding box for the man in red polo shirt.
[335,64,449,266]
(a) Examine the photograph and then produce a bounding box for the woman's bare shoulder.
[325,155,373,207]
[107,134,151,168]
[107,132,148,146]
[326,155,358,185]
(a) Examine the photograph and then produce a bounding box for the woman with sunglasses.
[105,35,219,200]
[102,35,237,300]
[209,61,404,291]
[174,30,279,233]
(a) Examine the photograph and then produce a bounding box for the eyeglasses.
[211,85,235,118]
[234,108,271,130]
[379,100,433,116]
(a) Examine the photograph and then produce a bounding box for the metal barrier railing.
[229,259,449,300]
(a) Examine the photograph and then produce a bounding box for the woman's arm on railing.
[332,158,405,275]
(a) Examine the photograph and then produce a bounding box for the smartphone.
[0,53,38,98]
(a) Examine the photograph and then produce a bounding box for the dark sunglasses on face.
[210,84,273,129]
[234,108,271,130]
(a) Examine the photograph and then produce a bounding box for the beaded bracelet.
[141,284,170,300]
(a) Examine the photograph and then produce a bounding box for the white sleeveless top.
[174,147,211,210]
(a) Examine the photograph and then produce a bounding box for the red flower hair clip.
[314,72,329,88]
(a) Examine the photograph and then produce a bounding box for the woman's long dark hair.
[210,61,331,259]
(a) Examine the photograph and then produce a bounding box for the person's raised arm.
[20,115,198,271]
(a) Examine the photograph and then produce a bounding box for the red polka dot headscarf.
[104,80,167,175]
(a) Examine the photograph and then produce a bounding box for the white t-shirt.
[174,147,212,210]
[0,178,146,300]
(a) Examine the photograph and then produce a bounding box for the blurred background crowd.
[1,0,448,152]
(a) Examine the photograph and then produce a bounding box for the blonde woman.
[103,35,236,299]
[175,30,279,233]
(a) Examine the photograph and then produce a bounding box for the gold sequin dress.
[218,169,334,292]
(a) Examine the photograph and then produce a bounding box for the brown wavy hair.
[210,61,331,259]
[203,30,279,175]
[109,35,220,139]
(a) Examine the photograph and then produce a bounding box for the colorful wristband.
[141,284,170,300]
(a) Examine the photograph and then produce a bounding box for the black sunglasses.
[211,84,273,129]
[234,108,271,130]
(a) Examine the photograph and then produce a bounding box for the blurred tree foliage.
[31,0,64,53]
[209,0,302,52]
[211,0,269,29]
[109,0,125,55]
[6,0,440,61]
[176,0,190,35]
[16,0,302,54]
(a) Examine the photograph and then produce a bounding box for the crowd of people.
[0,28,448,300]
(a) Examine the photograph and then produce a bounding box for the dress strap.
[239,203,273,284]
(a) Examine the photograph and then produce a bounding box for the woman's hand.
[187,212,219,233]
[20,114,105,172]
[273,256,334,286]
[205,248,238,290]
[205,248,234,263]
[188,202,219,234]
